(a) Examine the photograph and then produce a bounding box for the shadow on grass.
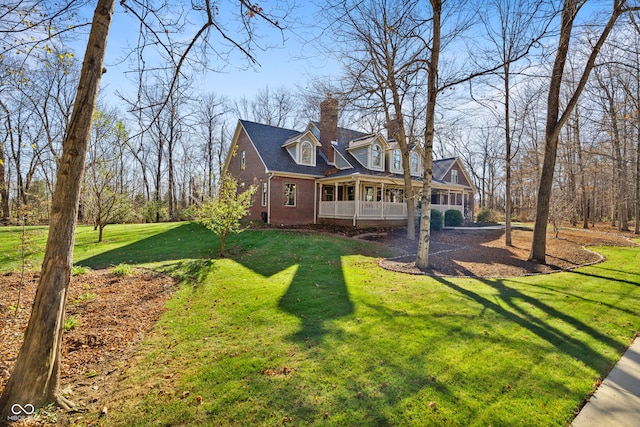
[236,231,357,343]
[434,276,624,374]
[77,222,219,268]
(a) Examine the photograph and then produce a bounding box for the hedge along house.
[223,95,476,227]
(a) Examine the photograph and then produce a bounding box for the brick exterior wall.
[443,163,471,187]
[226,128,268,222]
[269,176,316,225]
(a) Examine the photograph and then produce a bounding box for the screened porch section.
[430,189,473,220]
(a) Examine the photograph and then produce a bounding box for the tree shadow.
[434,276,625,374]
[220,232,360,344]
[76,222,219,268]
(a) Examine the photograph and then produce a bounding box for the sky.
[89,1,333,106]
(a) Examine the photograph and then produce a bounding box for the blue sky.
[90,1,332,104]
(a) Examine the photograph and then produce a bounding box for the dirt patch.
[0,269,176,425]
[378,226,637,277]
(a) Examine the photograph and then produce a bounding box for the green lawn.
[1,223,639,425]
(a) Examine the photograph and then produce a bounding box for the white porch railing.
[319,201,355,217]
[319,201,407,219]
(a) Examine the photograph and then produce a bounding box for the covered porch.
[317,177,474,226]
[317,177,412,226]
[431,188,474,221]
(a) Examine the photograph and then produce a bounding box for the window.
[241,150,246,170]
[261,182,267,206]
[300,141,312,164]
[347,186,355,201]
[365,186,374,201]
[372,144,382,168]
[410,152,419,174]
[393,149,401,170]
[323,186,334,201]
[284,183,296,206]
[451,169,458,184]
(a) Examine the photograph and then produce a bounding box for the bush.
[112,263,133,276]
[430,209,443,230]
[444,209,464,227]
[476,207,499,223]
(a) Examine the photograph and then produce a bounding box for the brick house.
[223,95,476,227]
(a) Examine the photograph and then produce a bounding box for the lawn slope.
[85,226,640,426]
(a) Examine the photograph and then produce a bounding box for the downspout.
[267,173,273,225]
[314,180,317,224]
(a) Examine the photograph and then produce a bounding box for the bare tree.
[475,0,550,245]
[322,0,432,241]
[196,92,228,198]
[0,0,289,419]
[530,0,637,263]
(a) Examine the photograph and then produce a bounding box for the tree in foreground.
[0,0,287,422]
[530,0,638,263]
[197,173,256,257]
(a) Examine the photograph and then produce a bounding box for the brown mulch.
[0,223,637,424]
[0,269,176,425]
[377,225,638,277]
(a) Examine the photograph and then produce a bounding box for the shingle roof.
[240,120,328,176]
[240,119,469,187]
[432,157,457,183]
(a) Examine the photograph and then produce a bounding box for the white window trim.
[391,149,402,173]
[261,182,267,206]
[371,144,383,171]
[284,183,296,207]
[299,140,315,166]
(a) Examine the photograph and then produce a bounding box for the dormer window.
[410,152,419,174]
[372,144,382,168]
[300,141,312,165]
[392,149,401,171]
[451,169,458,184]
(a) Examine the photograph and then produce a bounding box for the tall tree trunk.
[416,0,441,270]
[387,113,416,240]
[0,101,11,224]
[530,0,624,262]
[504,66,512,246]
[574,114,589,229]
[0,0,115,420]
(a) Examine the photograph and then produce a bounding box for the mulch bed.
[376,226,637,277]
[0,269,175,425]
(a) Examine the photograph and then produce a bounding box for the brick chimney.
[386,114,401,141]
[320,93,338,164]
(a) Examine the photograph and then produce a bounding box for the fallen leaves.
[0,268,176,422]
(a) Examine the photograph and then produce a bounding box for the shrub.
[444,209,464,227]
[430,209,443,230]
[112,263,133,276]
[71,265,91,276]
[476,207,499,223]
[64,316,80,331]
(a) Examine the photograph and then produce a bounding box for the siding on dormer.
[351,146,369,168]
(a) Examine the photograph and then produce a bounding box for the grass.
[1,222,639,425]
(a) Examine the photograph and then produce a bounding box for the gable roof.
[236,119,474,191]
[240,120,328,176]
[432,157,457,183]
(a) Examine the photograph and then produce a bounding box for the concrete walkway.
[572,336,640,427]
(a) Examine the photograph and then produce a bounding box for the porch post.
[381,182,385,219]
[354,178,359,227]
[334,182,338,216]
